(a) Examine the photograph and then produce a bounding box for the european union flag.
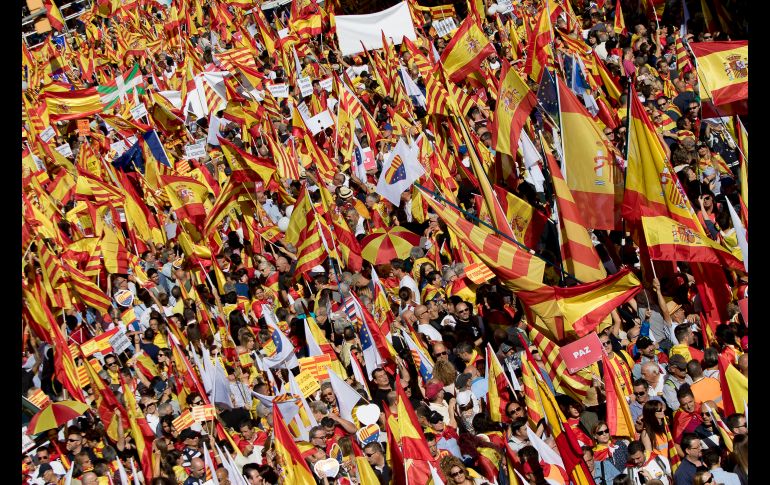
[383,156,406,184]
[359,323,373,351]
[112,140,144,173]
[537,69,560,128]
[271,329,283,353]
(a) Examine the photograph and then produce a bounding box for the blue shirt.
[593,458,622,484]
[710,467,741,485]
[674,458,699,485]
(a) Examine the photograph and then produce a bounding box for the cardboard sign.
[108,327,132,355]
[130,103,148,121]
[173,410,195,433]
[738,298,748,326]
[297,76,314,98]
[55,142,73,158]
[40,126,56,143]
[296,101,312,122]
[192,404,217,422]
[295,370,321,398]
[498,0,514,14]
[463,262,495,284]
[558,332,603,374]
[299,354,332,380]
[267,83,289,99]
[184,141,207,160]
[77,120,91,135]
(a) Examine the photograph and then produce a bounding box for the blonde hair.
[433,359,458,386]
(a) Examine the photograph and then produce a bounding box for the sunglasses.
[507,408,522,416]
[634,391,647,397]
[434,351,447,357]
[450,470,465,478]
[68,438,81,442]
[365,452,376,457]
[106,362,118,367]
[595,429,609,435]
[457,308,470,313]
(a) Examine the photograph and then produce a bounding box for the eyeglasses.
[106,361,118,367]
[601,341,611,347]
[703,35,712,40]
[312,435,325,440]
[457,308,470,314]
[450,470,465,478]
[595,429,609,435]
[365,452,376,457]
[68,438,81,442]
[192,400,203,405]
[36,455,49,460]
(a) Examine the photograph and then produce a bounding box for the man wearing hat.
[662,354,693,412]
[179,429,204,468]
[427,410,462,458]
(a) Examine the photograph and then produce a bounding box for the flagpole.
[414,182,583,283]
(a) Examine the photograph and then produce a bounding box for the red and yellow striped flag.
[273,403,316,485]
[121,378,156,480]
[43,0,66,31]
[602,353,636,439]
[523,1,554,82]
[690,41,748,106]
[486,344,512,422]
[529,327,594,404]
[439,15,495,83]
[542,133,607,282]
[613,0,627,35]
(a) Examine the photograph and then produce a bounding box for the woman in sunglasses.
[439,456,490,485]
[591,421,629,483]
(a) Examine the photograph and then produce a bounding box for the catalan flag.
[690,41,748,106]
[121,377,156,480]
[285,185,330,279]
[529,327,594,404]
[601,353,636,439]
[439,15,496,83]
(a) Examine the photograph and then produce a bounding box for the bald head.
[189,457,206,478]
[81,472,98,485]
[738,353,748,377]
[432,342,449,362]
[414,305,429,323]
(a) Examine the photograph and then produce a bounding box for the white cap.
[456,390,474,407]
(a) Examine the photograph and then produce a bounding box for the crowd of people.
[21,0,749,484]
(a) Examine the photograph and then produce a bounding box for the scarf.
[593,442,618,462]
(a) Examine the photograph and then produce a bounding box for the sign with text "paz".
[558,332,603,374]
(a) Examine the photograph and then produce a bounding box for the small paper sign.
[299,354,332,381]
[40,126,56,143]
[267,83,289,99]
[433,18,458,38]
[108,327,132,355]
[297,76,314,98]
[463,262,495,284]
[184,141,207,160]
[296,101,312,122]
[307,110,334,135]
[77,120,91,135]
[295,371,321,398]
[320,77,333,92]
[558,332,603,374]
[55,142,73,158]
[173,410,195,433]
[192,404,217,422]
[130,103,148,121]
[110,140,129,156]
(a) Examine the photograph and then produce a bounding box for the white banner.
[335,1,417,56]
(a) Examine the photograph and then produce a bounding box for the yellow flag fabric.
[690,41,748,106]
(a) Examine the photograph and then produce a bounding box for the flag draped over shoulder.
[439,15,495,83]
[689,41,748,106]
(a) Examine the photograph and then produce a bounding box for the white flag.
[375,138,425,206]
[327,366,366,422]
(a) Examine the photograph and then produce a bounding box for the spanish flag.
[640,214,745,272]
[161,174,211,229]
[717,354,748,416]
[41,87,104,121]
[601,353,636,439]
[613,0,627,35]
[557,77,624,231]
[542,132,608,283]
[272,403,316,485]
[394,375,436,483]
[623,85,703,233]
[486,344,513,422]
[690,41,748,106]
[523,1,554,83]
[491,60,537,158]
[121,378,156,480]
[43,0,66,31]
[82,355,128,442]
[439,15,496,83]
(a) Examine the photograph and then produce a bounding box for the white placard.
[130,103,148,121]
[277,28,290,39]
[335,2,417,56]
[184,141,207,160]
[249,89,264,101]
[297,76,314,98]
[109,327,132,355]
[110,140,128,156]
[307,110,334,135]
[40,126,56,143]
[55,143,73,158]
[320,77,334,92]
[498,0,514,14]
[296,101,312,122]
[433,18,458,38]
[127,136,138,145]
[267,83,289,99]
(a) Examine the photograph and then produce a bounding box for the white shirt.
[417,323,443,342]
[400,274,420,304]
[647,374,666,399]
[628,454,671,485]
